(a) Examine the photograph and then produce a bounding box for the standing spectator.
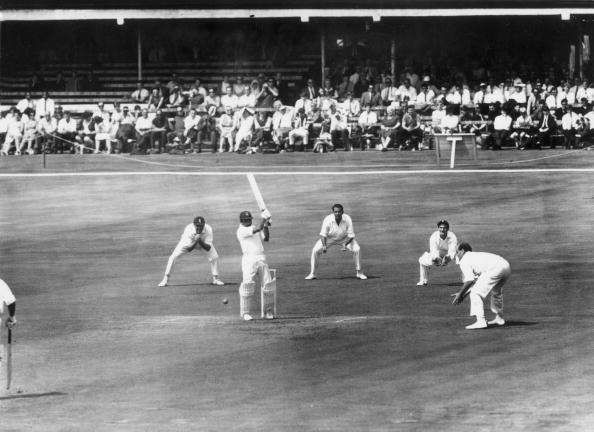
[131,82,150,104]
[35,92,55,120]
[16,93,35,114]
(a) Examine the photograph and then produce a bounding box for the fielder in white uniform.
[417,220,458,286]
[236,210,274,321]
[451,242,511,330]
[158,216,224,287]
[305,204,367,280]
[0,278,17,356]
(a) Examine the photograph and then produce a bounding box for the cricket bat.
[6,328,12,390]
[247,173,271,220]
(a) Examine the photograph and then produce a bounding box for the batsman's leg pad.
[419,252,434,267]
[261,278,277,318]
[239,282,255,317]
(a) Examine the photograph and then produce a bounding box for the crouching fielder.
[417,219,458,286]
[0,278,17,329]
[305,204,367,280]
[237,211,274,321]
[158,216,224,287]
[451,242,511,330]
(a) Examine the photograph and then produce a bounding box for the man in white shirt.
[417,220,458,286]
[16,92,35,114]
[451,242,511,330]
[220,86,239,111]
[489,107,512,150]
[158,216,224,287]
[57,111,78,153]
[134,108,153,153]
[37,113,58,154]
[236,210,273,321]
[357,104,378,150]
[305,204,367,280]
[130,82,149,104]
[35,92,55,120]
[234,108,255,152]
[560,105,582,149]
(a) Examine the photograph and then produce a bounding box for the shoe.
[158,277,168,287]
[465,319,488,330]
[416,280,428,286]
[242,313,253,321]
[264,312,274,320]
[488,315,505,326]
[356,272,367,280]
[212,278,225,286]
[305,273,316,280]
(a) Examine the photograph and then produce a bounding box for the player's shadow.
[503,320,538,327]
[0,391,67,400]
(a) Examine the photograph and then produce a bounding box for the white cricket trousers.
[164,244,220,278]
[418,250,449,282]
[469,263,511,319]
[241,254,271,285]
[310,238,361,274]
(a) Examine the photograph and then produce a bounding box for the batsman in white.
[236,210,274,321]
[451,242,511,330]
[417,219,458,286]
[305,203,367,280]
[158,216,225,287]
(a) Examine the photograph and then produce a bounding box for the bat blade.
[6,328,12,390]
[247,173,267,212]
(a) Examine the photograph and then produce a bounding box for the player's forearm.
[197,238,211,251]
[345,237,354,246]
[457,281,474,298]
[320,236,327,247]
[7,302,15,317]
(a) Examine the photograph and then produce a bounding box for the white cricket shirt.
[178,223,213,249]
[429,230,458,259]
[236,225,265,256]
[320,214,355,243]
[0,279,16,314]
[458,251,510,282]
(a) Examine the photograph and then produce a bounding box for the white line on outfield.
[0,168,593,177]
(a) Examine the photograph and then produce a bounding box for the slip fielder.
[417,219,458,286]
[305,204,367,280]
[158,216,224,287]
[451,242,511,330]
[236,210,274,321]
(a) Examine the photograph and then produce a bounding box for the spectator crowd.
[3,67,594,156]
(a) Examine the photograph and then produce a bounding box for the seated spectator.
[217,106,235,152]
[579,103,594,147]
[167,87,186,109]
[1,111,24,155]
[167,106,186,150]
[193,79,208,98]
[303,78,318,100]
[204,88,221,113]
[445,85,462,105]
[337,76,350,100]
[398,78,417,103]
[193,107,218,153]
[76,113,96,154]
[16,93,35,114]
[131,82,150,104]
[510,107,535,149]
[360,84,382,108]
[183,108,201,153]
[288,108,309,151]
[313,112,334,153]
[150,108,169,153]
[238,86,257,110]
[147,88,165,112]
[329,104,350,150]
[93,102,109,122]
[36,112,58,154]
[322,78,337,99]
[560,106,582,149]
[315,89,336,112]
[398,105,423,151]
[544,87,558,110]
[430,99,447,132]
[272,103,293,150]
[57,111,78,154]
[0,111,8,147]
[378,106,400,151]
[234,107,255,153]
[534,107,557,149]
[357,105,379,150]
[473,83,488,106]
[21,109,38,155]
[380,77,398,106]
[252,111,273,153]
[221,86,239,111]
[115,106,137,153]
[439,105,460,133]
[256,78,278,109]
[94,114,117,154]
[488,106,513,150]
[233,76,248,97]
[416,82,435,112]
[220,76,232,95]
[186,85,205,111]
[459,106,487,148]
[166,73,180,94]
[294,92,313,115]
[339,92,361,117]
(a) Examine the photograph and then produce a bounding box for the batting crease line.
[1,168,593,177]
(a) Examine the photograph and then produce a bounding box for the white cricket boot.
[488,315,505,326]
[305,273,316,280]
[465,318,488,330]
[416,280,428,286]
[158,276,168,287]
[356,271,367,280]
[212,277,225,286]
[242,313,253,321]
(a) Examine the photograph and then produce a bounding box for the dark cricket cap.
[437,219,449,228]
[194,216,205,225]
[239,210,252,220]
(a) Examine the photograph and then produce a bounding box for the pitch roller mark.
[0,168,593,178]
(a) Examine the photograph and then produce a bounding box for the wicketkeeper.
[417,219,458,286]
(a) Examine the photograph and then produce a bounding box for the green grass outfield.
[0,150,593,431]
